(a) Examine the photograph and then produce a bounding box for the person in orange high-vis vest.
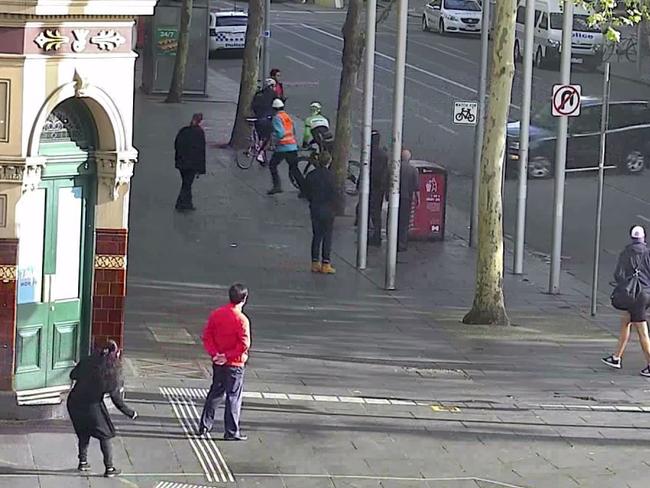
[268,99,304,196]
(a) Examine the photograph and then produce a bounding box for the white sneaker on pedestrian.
[601,355,622,369]
[640,366,650,377]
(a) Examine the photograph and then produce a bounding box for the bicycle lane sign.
[453,101,478,126]
[552,84,582,117]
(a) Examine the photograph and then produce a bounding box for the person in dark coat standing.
[397,149,419,252]
[174,113,206,211]
[368,130,389,246]
[303,154,337,274]
[602,225,650,376]
[67,340,137,478]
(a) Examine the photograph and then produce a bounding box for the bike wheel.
[235,144,255,170]
[625,40,637,63]
[297,157,315,178]
[602,42,615,62]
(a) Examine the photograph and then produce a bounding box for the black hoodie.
[614,241,650,289]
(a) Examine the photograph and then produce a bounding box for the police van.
[209,10,247,55]
[514,0,604,71]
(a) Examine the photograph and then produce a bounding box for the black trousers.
[397,197,412,249]
[269,151,302,190]
[369,192,384,241]
[199,365,245,437]
[176,169,197,209]
[78,435,113,468]
[311,212,334,263]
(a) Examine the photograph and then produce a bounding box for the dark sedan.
[506,98,650,179]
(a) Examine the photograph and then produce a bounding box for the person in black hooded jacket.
[602,225,650,376]
[174,113,206,211]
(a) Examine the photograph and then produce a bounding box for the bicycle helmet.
[309,101,322,115]
[272,98,285,109]
[264,78,277,88]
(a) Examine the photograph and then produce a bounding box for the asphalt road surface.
[209,0,650,300]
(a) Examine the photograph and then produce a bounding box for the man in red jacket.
[198,284,251,440]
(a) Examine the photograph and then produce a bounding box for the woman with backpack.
[602,225,650,377]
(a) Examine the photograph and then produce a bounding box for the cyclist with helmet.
[302,102,334,154]
[251,78,277,163]
[268,99,303,195]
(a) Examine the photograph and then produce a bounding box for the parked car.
[209,10,247,55]
[422,0,482,35]
[506,98,650,179]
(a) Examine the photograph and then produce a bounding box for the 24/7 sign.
[552,84,582,117]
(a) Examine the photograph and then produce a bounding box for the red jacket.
[202,304,250,367]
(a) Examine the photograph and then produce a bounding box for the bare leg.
[614,312,631,359]
[633,322,650,364]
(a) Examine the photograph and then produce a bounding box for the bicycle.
[291,145,360,196]
[455,107,476,123]
[602,34,637,63]
[235,117,270,170]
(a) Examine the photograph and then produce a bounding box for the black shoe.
[641,366,650,377]
[601,355,622,369]
[175,204,196,211]
[197,426,211,436]
[267,187,283,195]
[104,467,121,478]
[77,461,91,472]
[223,434,248,441]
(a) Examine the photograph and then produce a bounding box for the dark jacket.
[370,144,389,195]
[304,167,337,219]
[174,125,206,174]
[251,87,276,119]
[66,355,135,440]
[399,160,419,202]
[614,242,650,290]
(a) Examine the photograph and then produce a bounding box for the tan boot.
[320,262,336,274]
[311,262,322,273]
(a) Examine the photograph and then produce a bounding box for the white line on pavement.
[301,24,478,95]
[286,55,315,70]
[271,35,341,71]
[637,214,650,223]
[438,124,458,135]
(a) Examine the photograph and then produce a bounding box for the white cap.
[264,78,276,88]
[272,99,284,109]
[631,225,645,240]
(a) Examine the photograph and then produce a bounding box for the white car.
[422,0,483,35]
[209,10,247,54]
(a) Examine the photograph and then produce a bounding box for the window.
[516,6,526,25]
[570,106,601,135]
[539,13,548,30]
[443,0,481,11]
[216,16,248,27]
[609,103,650,130]
[534,10,541,25]
[549,13,599,32]
[430,0,442,7]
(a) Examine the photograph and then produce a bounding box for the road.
[209,0,650,299]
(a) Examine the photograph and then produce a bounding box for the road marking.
[431,405,461,413]
[156,483,215,488]
[286,55,314,70]
[271,36,341,71]
[637,214,650,223]
[301,24,477,94]
[161,387,234,483]
[438,123,458,135]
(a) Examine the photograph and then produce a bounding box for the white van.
[514,0,604,71]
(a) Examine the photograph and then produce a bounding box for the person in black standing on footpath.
[304,153,337,274]
[368,130,389,246]
[602,225,650,376]
[67,340,138,478]
[397,149,419,252]
[174,113,206,211]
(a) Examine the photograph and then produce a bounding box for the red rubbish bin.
[408,160,447,241]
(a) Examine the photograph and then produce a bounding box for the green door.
[14,177,90,391]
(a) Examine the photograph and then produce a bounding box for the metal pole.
[513,0,535,275]
[385,0,408,290]
[590,63,611,316]
[549,0,573,294]
[470,0,490,248]
[636,21,643,75]
[262,0,271,81]
[357,0,377,270]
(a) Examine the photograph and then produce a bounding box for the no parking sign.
[552,84,582,117]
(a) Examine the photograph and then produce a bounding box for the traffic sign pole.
[549,0,573,295]
[262,0,271,81]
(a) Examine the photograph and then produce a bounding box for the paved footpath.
[2,66,650,488]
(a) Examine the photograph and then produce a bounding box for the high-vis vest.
[276,111,296,147]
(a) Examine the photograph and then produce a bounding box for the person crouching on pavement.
[174,113,206,211]
[267,99,304,196]
[67,340,138,478]
[198,284,251,441]
[303,152,337,274]
[602,225,650,377]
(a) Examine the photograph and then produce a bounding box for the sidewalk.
[2,66,650,488]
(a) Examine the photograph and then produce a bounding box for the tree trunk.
[332,0,364,215]
[230,0,264,148]
[166,0,193,104]
[463,0,516,326]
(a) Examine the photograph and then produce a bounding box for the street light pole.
[590,63,611,316]
[513,0,535,275]
[470,0,490,248]
[262,0,271,80]
[549,0,573,294]
[357,0,377,270]
[385,0,408,290]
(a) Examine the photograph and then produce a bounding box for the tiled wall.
[0,239,18,391]
[92,228,127,350]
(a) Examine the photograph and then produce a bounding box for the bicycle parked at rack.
[603,34,637,63]
[235,117,270,170]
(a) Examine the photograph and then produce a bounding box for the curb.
[598,67,650,87]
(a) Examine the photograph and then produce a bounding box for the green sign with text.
[156,27,178,56]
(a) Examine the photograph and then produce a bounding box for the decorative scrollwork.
[0,265,17,282]
[95,255,126,269]
[90,30,126,51]
[34,30,70,51]
[72,29,90,53]
[40,100,94,149]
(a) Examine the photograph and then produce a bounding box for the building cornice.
[0,1,158,17]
